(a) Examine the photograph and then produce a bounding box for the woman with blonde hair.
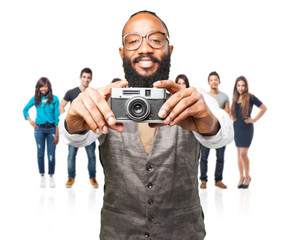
[231,76,267,189]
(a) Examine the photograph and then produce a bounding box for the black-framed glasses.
[122,31,169,51]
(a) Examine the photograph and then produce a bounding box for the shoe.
[90,178,99,188]
[242,177,251,189]
[238,177,245,189]
[215,181,227,189]
[66,178,75,188]
[49,176,56,188]
[40,176,46,188]
[200,181,207,189]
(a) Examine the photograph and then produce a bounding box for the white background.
[1,0,291,239]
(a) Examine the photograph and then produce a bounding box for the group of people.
[23,68,99,188]
[175,72,267,190]
[23,10,266,239]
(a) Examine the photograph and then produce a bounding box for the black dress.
[233,95,262,147]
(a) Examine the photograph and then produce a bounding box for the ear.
[169,45,174,55]
[119,47,124,59]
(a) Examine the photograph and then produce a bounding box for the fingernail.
[108,116,115,125]
[159,109,166,117]
[102,126,108,133]
[96,128,100,134]
[164,116,171,124]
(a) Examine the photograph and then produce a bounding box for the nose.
[137,36,154,54]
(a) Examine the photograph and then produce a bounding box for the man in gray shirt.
[200,71,230,189]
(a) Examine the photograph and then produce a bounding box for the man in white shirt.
[60,10,233,240]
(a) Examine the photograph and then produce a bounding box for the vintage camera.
[110,87,166,123]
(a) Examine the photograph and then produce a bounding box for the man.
[59,68,98,188]
[60,11,233,239]
[200,71,231,189]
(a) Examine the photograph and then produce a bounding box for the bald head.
[122,11,170,37]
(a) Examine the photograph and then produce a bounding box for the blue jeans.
[67,142,96,179]
[34,125,56,175]
[200,145,226,182]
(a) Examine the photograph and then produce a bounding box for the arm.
[59,99,68,114]
[25,116,38,129]
[54,97,60,145]
[23,97,38,129]
[244,104,267,124]
[224,103,231,117]
[54,125,59,145]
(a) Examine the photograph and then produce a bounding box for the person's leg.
[215,146,226,182]
[237,147,245,186]
[34,126,46,175]
[46,126,56,176]
[34,126,46,187]
[46,126,57,187]
[67,145,78,179]
[85,142,97,179]
[240,147,250,185]
[85,142,98,188]
[200,146,210,182]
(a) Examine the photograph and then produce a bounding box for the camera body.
[110,87,166,123]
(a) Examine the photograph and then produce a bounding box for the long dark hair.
[231,76,251,120]
[175,74,190,88]
[34,77,53,106]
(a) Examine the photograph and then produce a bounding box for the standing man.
[60,11,233,239]
[59,68,98,188]
[200,71,230,189]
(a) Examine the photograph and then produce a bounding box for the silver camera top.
[111,87,166,99]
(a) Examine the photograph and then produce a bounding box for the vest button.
[146,165,153,171]
[144,232,150,238]
[148,199,154,205]
[147,182,153,188]
[148,216,154,222]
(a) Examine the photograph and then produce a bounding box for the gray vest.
[99,123,206,240]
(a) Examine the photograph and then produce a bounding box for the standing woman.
[23,77,60,188]
[231,76,267,189]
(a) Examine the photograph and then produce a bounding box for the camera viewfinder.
[145,89,151,97]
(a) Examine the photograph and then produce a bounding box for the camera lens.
[126,97,150,121]
[133,103,143,114]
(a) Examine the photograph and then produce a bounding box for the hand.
[53,135,59,146]
[151,80,220,136]
[244,117,255,124]
[30,121,38,130]
[65,80,128,134]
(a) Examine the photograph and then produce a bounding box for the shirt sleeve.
[59,112,99,147]
[54,96,60,126]
[23,97,35,120]
[252,95,263,107]
[63,90,71,102]
[192,89,234,149]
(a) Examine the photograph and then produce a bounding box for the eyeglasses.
[122,31,169,51]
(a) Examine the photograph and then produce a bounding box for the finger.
[70,96,101,133]
[84,89,118,132]
[99,80,128,99]
[148,123,165,128]
[153,80,181,94]
[108,123,125,132]
[163,95,196,125]
[158,88,195,119]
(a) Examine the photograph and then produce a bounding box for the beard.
[122,54,171,87]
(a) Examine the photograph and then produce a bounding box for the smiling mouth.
[133,55,160,69]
